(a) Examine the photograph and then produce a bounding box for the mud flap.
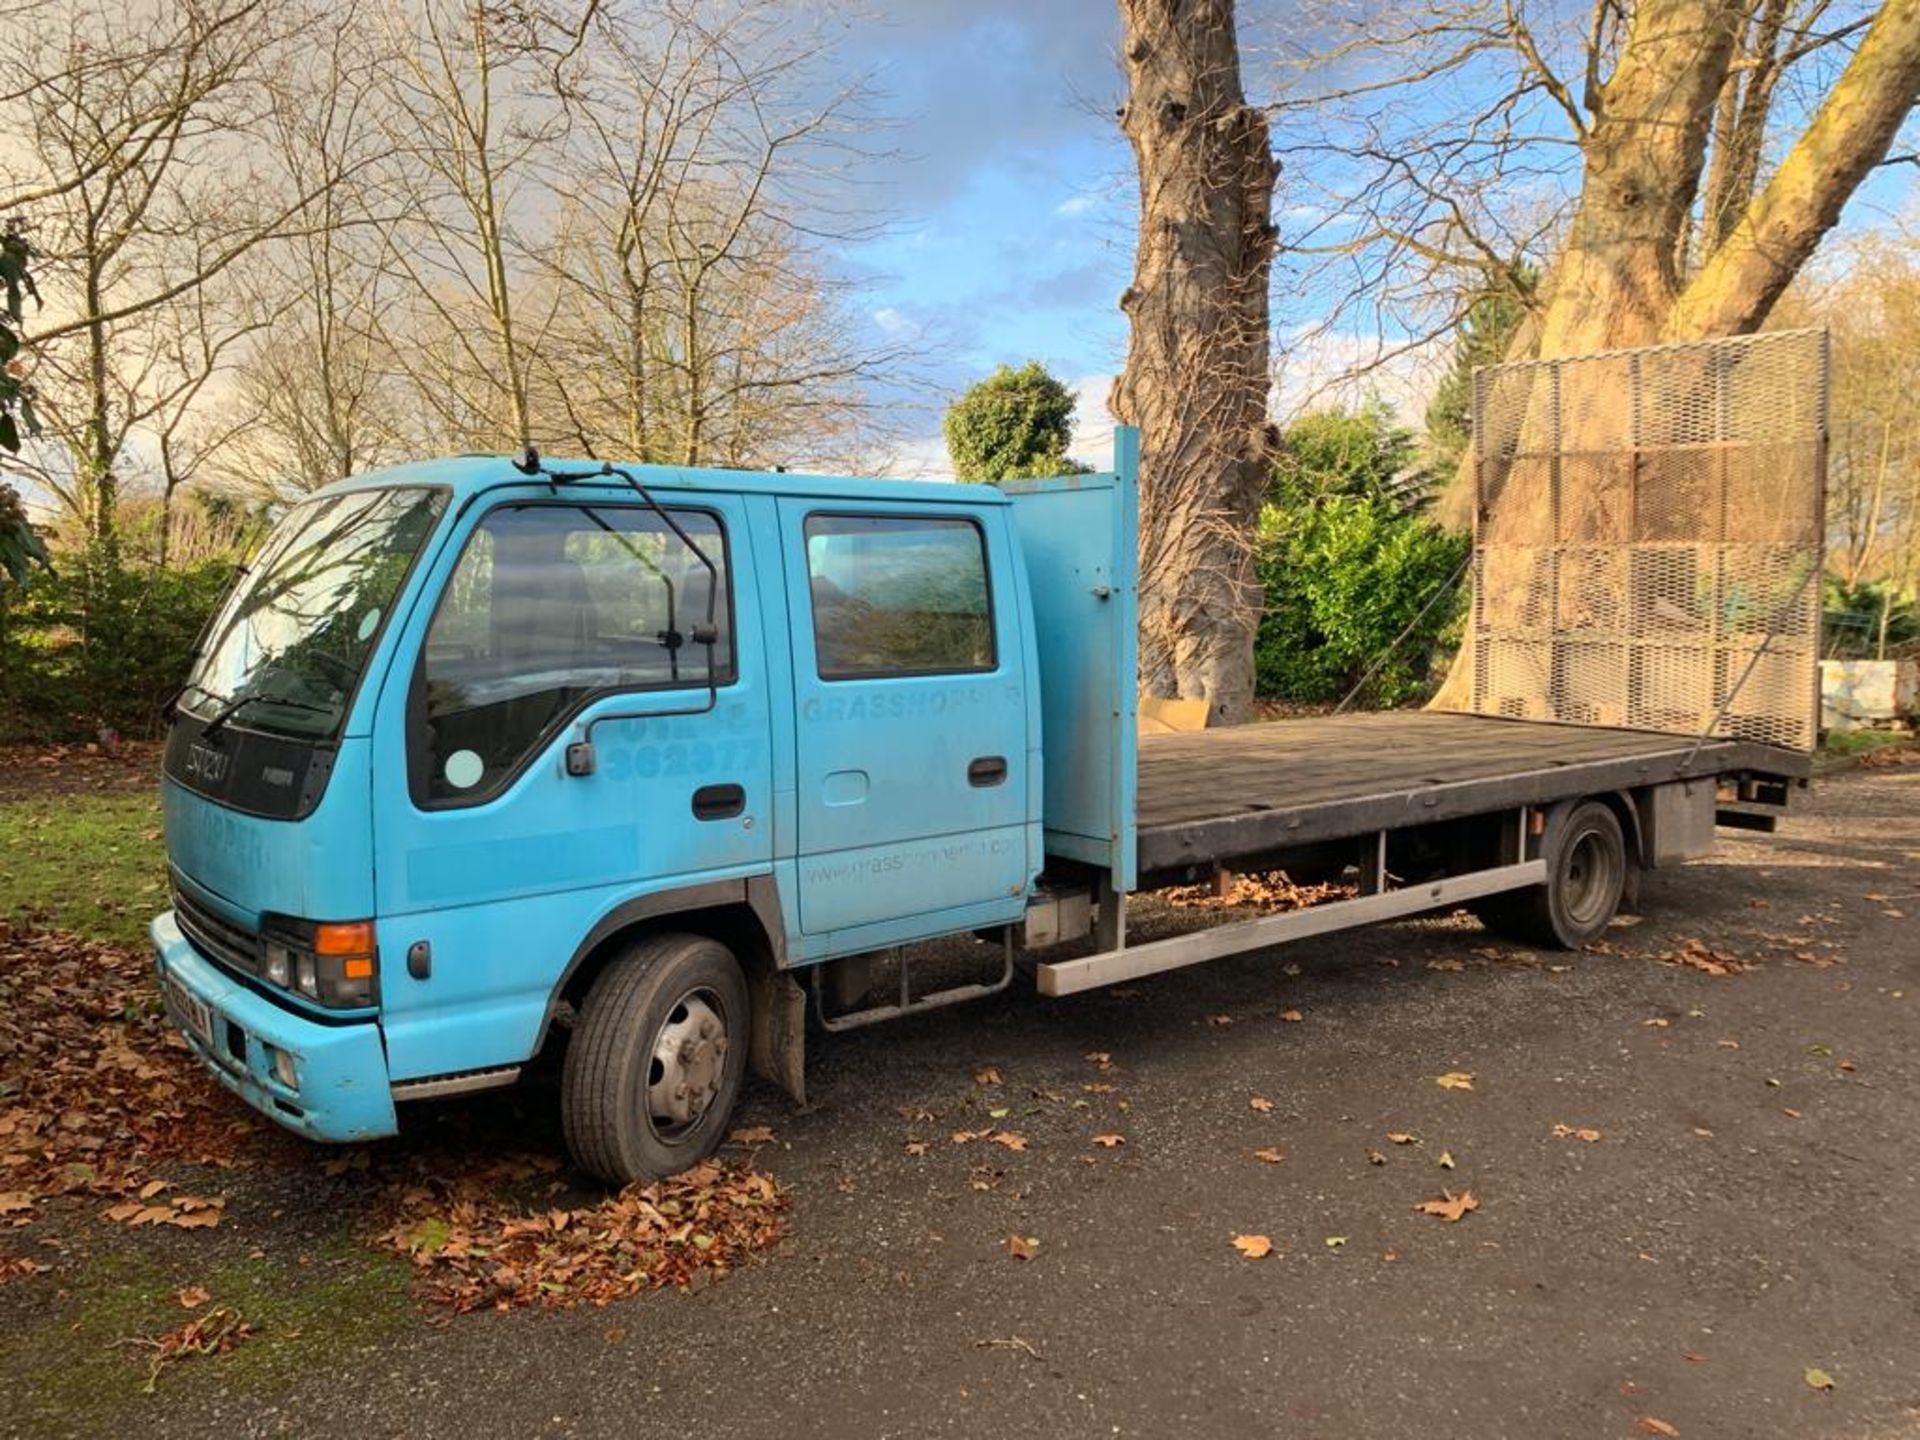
[748,966,806,1107]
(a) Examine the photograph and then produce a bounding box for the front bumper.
[151,911,399,1143]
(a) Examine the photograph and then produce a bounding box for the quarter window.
[417,503,731,802]
[804,514,994,679]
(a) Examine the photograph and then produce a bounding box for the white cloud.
[1271,328,1446,423]
[1054,192,1098,218]
[881,432,956,481]
[871,306,921,339]
[1066,372,1118,471]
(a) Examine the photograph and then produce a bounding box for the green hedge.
[0,548,237,740]
[1255,494,1469,707]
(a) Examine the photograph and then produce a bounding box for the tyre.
[562,932,749,1185]
[1474,800,1628,950]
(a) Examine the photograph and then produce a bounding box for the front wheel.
[562,933,749,1184]
[1474,800,1628,949]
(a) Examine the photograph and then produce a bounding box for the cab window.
[415,502,731,804]
[804,514,994,679]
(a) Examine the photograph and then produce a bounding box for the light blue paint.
[999,425,1140,890]
[152,912,397,1141]
[153,435,1144,1143]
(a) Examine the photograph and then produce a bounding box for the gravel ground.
[21,760,1920,1440]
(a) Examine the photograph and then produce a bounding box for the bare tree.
[1111,0,1280,724]
[533,0,903,470]
[0,0,326,550]
[375,0,580,453]
[211,0,411,498]
[1266,0,1920,706]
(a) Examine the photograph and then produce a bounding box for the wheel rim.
[644,987,730,1143]
[1561,830,1619,929]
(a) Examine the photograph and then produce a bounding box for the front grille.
[170,875,263,977]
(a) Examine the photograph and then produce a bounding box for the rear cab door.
[776,495,1037,954]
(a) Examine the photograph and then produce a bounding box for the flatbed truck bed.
[1136,711,1807,876]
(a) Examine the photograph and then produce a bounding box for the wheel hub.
[647,992,729,1133]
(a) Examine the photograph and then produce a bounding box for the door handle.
[692,783,746,820]
[968,756,1008,787]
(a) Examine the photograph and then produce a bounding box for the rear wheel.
[562,933,749,1184]
[1474,800,1628,949]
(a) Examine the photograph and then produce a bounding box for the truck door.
[777,499,1033,945]
[369,491,773,1082]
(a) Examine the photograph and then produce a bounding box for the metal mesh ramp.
[1470,329,1826,752]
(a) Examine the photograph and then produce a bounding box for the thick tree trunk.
[1111,0,1278,726]
[1667,0,1920,338]
[1535,0,1743,359]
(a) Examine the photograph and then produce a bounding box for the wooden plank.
[1134,712,1803,874]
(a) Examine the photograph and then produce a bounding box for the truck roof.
[311,454,1014,508]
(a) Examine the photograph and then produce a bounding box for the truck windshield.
[182,487,447,740]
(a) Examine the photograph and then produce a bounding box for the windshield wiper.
[200,690,332,742]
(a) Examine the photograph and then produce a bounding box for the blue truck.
[152,416,1810,1184]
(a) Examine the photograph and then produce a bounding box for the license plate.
[165,975,213,1048]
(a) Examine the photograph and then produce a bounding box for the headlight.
[261,918,379,1009]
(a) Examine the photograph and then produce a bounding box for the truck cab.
[154,453,1075,1182]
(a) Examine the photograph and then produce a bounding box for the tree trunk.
[1111,0,1278,726]
[1666,0,1920,339]
[1535,0,1743,359]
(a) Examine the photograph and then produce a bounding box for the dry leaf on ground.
[1006,1234,1039,1261]
[1413,1189,1479,1222]
[1435,1072,1475,1091]
[1230,1233,1273,1259]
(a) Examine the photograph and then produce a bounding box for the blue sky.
[814,2,1915,478]
[828,5,1133,474]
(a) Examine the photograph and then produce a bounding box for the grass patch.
[0,790,164,946]
[1817,727,1915,770]
[6,1234,414,1432]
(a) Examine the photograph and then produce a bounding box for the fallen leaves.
[728,1125,775,1146]
[1551,1125,1602,1143]
[973,1066,1002,1087]
[0,927,281,1215]
[1090,1134,1125,1149]
[1250,1147,1285,1164]
[1248,1095,1275,1113]
[1666,938,1751,977]
[125,1303,252,1393]
[1635,1419,1680,1437]
[176,1284,210,1309]
[1386,1132,1418,1145]
[1804,1366,1835,1391]
[1278,1009,1304,1023]
[1413,1189,1479,1223]
[375,1158,786,1313]
[1435,1072,1476,1091]
[1230,1233,1273,1259]
[1006,1234,1039,1261]
[989,1132,1029,1153]
[102,1192,226,1229]
[1164,870,1352,913]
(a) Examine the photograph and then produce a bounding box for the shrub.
[1255,403,1470,708]
[0,546,238,740]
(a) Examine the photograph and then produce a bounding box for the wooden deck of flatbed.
[1135,711,1806,876]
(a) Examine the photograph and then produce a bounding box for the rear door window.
[803,514,994,679]
[416,503,731,803]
